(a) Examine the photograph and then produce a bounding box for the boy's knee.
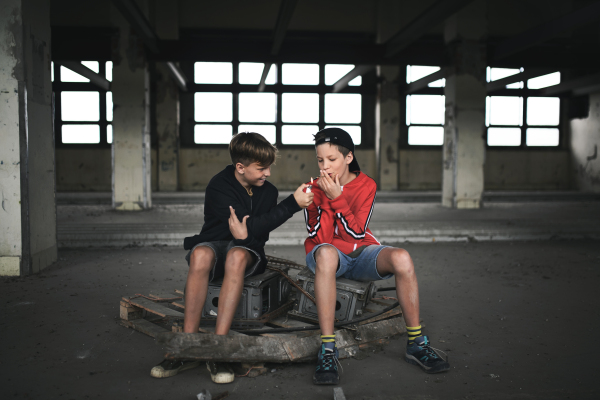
[189,246,214,274]
[225,247,250,274]
[391,248,414,275]
[314,245,339,273]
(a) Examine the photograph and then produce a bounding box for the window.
[405,65,445,146]
[486,67,561,147]
[189,62,367,147]
[52,61,112,145]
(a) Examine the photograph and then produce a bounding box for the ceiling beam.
[332,65,375,93]
[404,68,446,95]
[539,72,600,97]
[112,0,188,91]
[259,0,299,92]
[486,69,554,93]
[493,1,600,61]
[384,0,475,58]
[61,61,111,91]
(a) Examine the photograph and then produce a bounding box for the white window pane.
[61,92,99,121]
[528,72,560,89]
[282,93,319,123]
[506,81,523,89]
[527,97,560,126]
[107,124,112,144]
[428,78,445,87]
[62,125,100,144]
[282,63,319,85]
[194,93,232,122]
[487,67,520,82]
[239,93,276,123]
[325,94,361,124]
[194,62,232,84]
[407,65,440,83]
[239,63,276,85]
[51,62,54,82]
[282,125,319,144]
[81,61,99,73]
[106,61,113,82]
[194,125,233,144]
[526,128,559,146]
[487,96,522,126]
[60,66,89,82]
[487,127,521,146]
[106,92,113,122]
[407,95,445,125]
[325,125,361,145]
[238,125,276,144]
[325,64,361,86]
[408,126,444,145]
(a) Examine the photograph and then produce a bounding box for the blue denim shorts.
[305,244,393,281]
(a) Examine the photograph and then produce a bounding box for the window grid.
[52,61,112,147]
[187,62,368,148]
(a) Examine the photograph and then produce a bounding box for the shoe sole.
[405,355,450,374]
[207,364,235,384]
[150,360,201,378]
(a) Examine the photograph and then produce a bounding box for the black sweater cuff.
[281,194,302,214]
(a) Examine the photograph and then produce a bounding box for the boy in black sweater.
[151,132,313,383]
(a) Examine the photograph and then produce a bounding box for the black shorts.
[185,240,260,282]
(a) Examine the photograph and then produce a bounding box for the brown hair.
[313,131,351,158]
[230,132,277,167]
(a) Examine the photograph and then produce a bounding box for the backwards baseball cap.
[314,127,360,172]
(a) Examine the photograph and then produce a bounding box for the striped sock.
[407,325,422,344]
[321,334,336,351]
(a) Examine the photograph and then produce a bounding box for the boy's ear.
[345,152,354,165]
[235,162,246,174]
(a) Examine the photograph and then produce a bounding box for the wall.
[570,91,600,193]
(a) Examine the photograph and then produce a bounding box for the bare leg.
[183,246,215,333]
[376,248,420,327]
[313,245,339,336]
[214,248,253,335]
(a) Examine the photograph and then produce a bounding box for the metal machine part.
[288,269,375,323]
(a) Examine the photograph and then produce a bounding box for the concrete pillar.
[111,3,152,210]
[0,0,57,276]
[155,0,179,191]
[442,1,487,208]
[375,66,401,190]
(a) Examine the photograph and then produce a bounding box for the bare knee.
[314,246,339,274]
[189,246,214,275]
[391,248,414,276]
[224,247,250,275]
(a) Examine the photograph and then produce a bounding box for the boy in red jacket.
[305,128,450,385]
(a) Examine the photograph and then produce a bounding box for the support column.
[376,66,401,190]
[155,0,179,191]
[0,0,57,276]
[111,3,151,210]
[442,1,487,208]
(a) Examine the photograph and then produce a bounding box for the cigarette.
[311,177,313,184]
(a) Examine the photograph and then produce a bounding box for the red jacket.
[304,172,380,255]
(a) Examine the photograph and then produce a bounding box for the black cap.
[314,127,360,172]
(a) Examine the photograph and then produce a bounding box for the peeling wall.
[570,91,600,193]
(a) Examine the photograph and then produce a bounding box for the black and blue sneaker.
[405,335,450,374]
[313,343,341,385]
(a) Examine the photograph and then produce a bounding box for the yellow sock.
[407,325,422,344]
[321,334,336,350]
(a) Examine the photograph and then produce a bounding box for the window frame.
[52,61,112,148]
[180,61,376,149]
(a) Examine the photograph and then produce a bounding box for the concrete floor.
[2,241,600,399]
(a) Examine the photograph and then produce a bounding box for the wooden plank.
[159,316,405,363]
[148,293,183,302]
[357,306,403,326]
[120,318,170,338]
[120,300,143,321]
[127,297,184,318]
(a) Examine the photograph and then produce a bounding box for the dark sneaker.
[405,335,450,374]
[150,359,201,378]
[207,361,235,384]
[313,344,341,385]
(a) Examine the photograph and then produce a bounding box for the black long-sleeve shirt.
[183,165,301,275]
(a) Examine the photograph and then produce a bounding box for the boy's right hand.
[293,183,315,209]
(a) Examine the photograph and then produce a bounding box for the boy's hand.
[317,170,342,200]
[293,184,315,209]
[228,206,249,240]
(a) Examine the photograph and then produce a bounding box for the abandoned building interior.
[2,0,600,399]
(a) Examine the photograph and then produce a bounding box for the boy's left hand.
[317,170,342,200]
[228,206,249,240]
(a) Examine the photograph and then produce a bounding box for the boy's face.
[315,143,353,180]
[236,162,271,187]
